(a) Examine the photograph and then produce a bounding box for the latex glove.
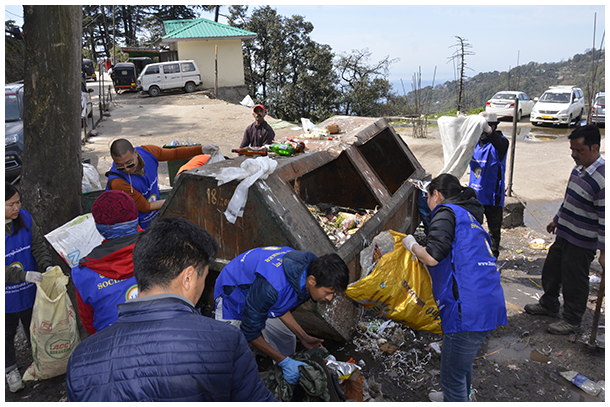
[25,271,43,283]
[201,144,219,155]
[402,235,417,253]
[278,357,308,385]
[483,123,492,134]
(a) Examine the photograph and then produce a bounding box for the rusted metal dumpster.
[159,115,425,341]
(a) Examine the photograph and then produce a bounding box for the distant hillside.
[5,36,25,84]
[398,49,605,114]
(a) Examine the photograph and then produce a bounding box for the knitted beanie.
[91,190,138,225]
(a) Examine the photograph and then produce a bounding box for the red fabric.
[76,289,96,335]
[82,242,136,280]
[253,104,265,112]
[91,190,138,225]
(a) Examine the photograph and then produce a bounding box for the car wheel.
[576,109,583,122]
[532,121,540,127]
[517,110,522,122]
[184,82,196,93]
[148,86,160,97]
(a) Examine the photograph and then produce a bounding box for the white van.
[136,60,202,97]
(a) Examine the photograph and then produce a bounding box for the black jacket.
[425,196,485,263]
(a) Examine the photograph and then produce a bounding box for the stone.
[502,196,525,228]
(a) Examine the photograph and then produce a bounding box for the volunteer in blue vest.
[5,183,56,393]
[106,138,219,229]
[213,247,349,385]
[469,112,509,259]
[402,174,507,402]
[72,190,142,336]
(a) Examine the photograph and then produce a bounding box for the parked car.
[530,86,585,126]
[136,60,202,97]
[82,58,97,81]
[591,92,605,126]
[5,82,24,182]
[485,91,534,121]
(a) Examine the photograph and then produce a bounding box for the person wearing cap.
[239,104,275,148]
[106,138,219,229]
[71,190,143,336]
[468,112,509,259]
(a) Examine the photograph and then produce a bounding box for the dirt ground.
[6,80,605,402]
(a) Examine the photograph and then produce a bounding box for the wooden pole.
[506,96,519,197]
[214,44,218,99]
[589,268,605,348]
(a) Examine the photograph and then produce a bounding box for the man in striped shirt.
[525,124,605,335]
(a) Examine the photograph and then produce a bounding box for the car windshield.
[5,94,21,122]
[539,92,571,103]
[492,93,516,100]
[595,96,605,106]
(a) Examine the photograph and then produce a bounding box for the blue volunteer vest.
[429,204,507,333]
[469,138,507,206]
[72,264,138,333]
[214,247,301,320]
[5,209,38,313]
[106,147,160,229]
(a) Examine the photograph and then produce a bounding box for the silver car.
[591,92,605,126]
[485,91,534,121]
[530,86,585,126]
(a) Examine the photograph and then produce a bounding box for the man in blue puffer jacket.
[66,218,276,402]
[214,246,350,385]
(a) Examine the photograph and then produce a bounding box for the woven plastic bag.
[23,266,81,381]
[45,214,103,268]
[345,230,442,334]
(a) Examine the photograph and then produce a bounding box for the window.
[181,62,196,72]
[163,64,180,74]
[145,65,160,75]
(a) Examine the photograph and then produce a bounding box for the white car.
[485,91,534,121]
[591,92,605,126]
[530,86,585,126]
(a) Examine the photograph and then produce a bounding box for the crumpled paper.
[215,156,277,223]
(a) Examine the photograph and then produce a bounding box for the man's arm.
[239,125,253,148]
[142,145,202,162]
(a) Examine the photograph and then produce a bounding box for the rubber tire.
[516,110,522,122]
[532,121,541,127]
[148,86,160,97]
[184,82,196,93]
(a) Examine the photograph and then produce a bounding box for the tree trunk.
[22,5,83,234]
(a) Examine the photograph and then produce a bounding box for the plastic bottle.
[268,143,296,156]
[231,147,268,156]
[559,371,603,396]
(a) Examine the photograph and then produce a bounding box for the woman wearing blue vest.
[402,174,507,402]
[5,183,55,393]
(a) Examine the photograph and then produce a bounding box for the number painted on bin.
[206,188,229,207]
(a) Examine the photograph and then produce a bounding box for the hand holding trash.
[25,271,42,283]
[278,357,307,385]
[402,235,417,253]
[483,123,492,134]
[299,334,324,350]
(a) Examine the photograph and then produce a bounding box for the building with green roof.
[156,18,256,101]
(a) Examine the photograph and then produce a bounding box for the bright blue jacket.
[429,204,507,333]
[66,295,276,402]
[214,247,314,342]
[469,135,507,206]
[106,147,160,229]
[5,209,37,313]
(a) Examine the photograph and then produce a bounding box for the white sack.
[82,163,102,193]
[45,214,104,268]
[438,115,487,178]
[215,156,278,223]
[240,94,254,108]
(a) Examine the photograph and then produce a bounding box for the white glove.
[201,144,219,155]
[483,123,492,134]
[45,266,55,272]
[402,235,417,253]
[25,271,43,283]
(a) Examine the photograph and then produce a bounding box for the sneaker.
[547,320,581,335]
[428,389,476,402]
[524,303,559,318]
[6,368,24,393]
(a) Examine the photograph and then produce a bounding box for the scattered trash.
[429,342,442,354]
[529,238,546,250]
[507,364,519,371]
[324,355,361,384]
[559,371,603,396]
[528,278,542,289]
[307,204,376,248]
[589,275,602,283]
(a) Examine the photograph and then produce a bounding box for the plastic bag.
[45,214,104,268]
[438,115,487,178]
[346,230,442,334]
[22,266,81,381]
[82,163,102,193]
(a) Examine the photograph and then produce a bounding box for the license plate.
[541,115,553,119]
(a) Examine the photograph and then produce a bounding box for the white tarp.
[438,115,488,179]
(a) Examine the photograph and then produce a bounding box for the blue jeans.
[440,330,492,402]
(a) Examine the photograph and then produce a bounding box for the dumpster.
[159,116,425,341]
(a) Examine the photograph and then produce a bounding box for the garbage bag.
[346,230,442,334]
[44,214,104,268]
[22,266,81,381]
[438,115,487,178]
[82,163,102,193]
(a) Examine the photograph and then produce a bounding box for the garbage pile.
[306,204,377,248]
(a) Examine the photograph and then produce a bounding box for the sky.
[5,3,606,90]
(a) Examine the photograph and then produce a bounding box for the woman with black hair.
[402,174,507,402]
[5,183,54,392]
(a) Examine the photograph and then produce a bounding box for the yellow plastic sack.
[23,266,81,381]
[345,231,442,334]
